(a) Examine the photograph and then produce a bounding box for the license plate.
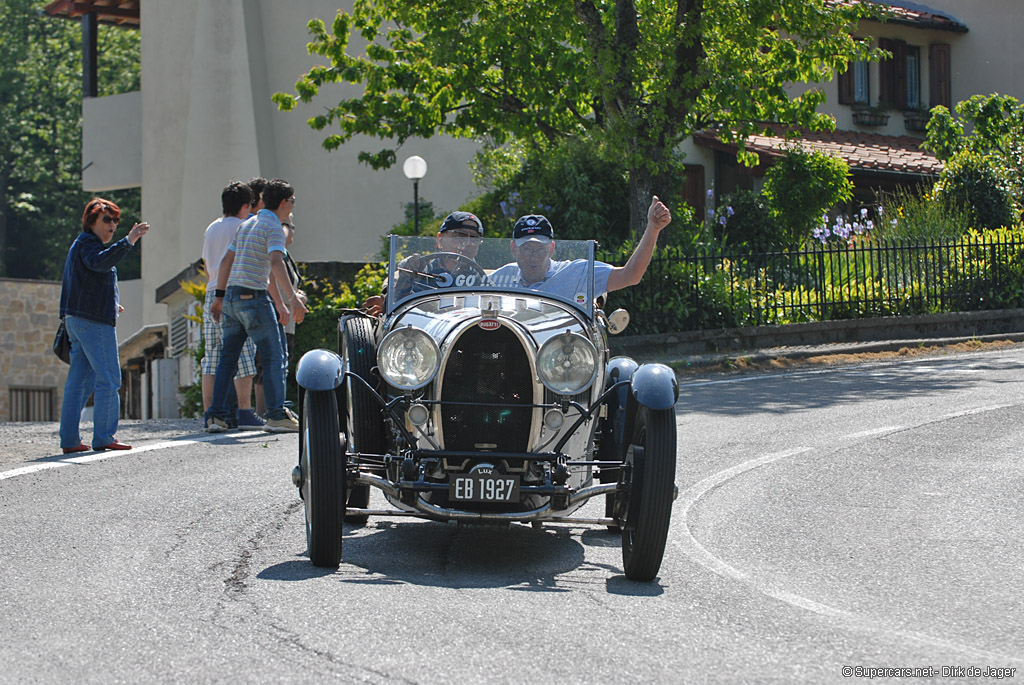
[450,473,520,502]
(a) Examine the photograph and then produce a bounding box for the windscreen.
[385,235,597,315]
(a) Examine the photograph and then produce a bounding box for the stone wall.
[0,279,66,422]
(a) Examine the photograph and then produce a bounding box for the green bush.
[933,150,1015,231]
[762,146,854,244]
[471,136,631,247]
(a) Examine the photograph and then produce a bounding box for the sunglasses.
[101,216,119,225]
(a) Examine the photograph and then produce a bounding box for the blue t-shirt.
[227,209,286,290]
[489,258,612,304]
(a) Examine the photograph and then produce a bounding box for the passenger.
[489,196,672,300]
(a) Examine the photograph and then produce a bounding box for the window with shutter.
[838,65,854,105]
[929,43,951,109]
[906,46,921,110]
[878,38,908,109]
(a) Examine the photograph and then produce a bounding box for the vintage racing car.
[291,235,678,581]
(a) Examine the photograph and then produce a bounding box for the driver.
[363,211,484,315]
[488,196,672,301]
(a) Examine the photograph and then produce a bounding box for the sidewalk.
[0,417,205,470]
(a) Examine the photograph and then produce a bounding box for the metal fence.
[601,235,1024,335]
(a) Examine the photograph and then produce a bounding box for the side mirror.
[607,309,630,335]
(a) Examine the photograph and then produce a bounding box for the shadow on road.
[258,521,666,593]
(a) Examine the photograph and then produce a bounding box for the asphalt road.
[2,349,1023,683]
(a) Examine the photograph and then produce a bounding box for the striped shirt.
[226,209,286,290]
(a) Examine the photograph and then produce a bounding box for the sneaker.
[237,409,267,431]
[205,416,233,433]
[264,413,299,433]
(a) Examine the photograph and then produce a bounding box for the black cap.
[512,215,553,244]
[439,211,483,236]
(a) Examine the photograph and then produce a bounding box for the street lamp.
[403,155,428,234]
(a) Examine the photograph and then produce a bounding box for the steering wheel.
[411,252,487,289]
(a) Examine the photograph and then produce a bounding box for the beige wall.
[137,0,479,330]
[82,91,142,191]
[921,0,1024,104]
[0,280,67,422]
[784,2,1024,138]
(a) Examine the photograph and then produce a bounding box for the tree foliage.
[275,0,883,232]
[762,146,854,243]
[0,0,141,280]
[924,93,1024,224]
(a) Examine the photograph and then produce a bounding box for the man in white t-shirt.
[489,196,672,301]
[199,181,261,429]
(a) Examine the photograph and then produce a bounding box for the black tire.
[342,317,385,524]
[620,406,676,581]
[301,390,345,568]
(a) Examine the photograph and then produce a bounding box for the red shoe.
[62,444,90,454]
[92,441,132,451]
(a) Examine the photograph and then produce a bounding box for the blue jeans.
[208,288,287,422]
[60,315,121,448]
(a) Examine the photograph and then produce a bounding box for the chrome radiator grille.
[439,325,532,452]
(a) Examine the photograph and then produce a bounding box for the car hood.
[385,292,593,347]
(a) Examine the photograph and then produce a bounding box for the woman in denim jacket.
[58,198,150,454]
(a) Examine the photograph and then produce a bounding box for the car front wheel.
[301,389,345,568]
[620,405,676,581]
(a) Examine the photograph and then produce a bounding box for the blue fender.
[296,349,344,392]
[629,363,679,411]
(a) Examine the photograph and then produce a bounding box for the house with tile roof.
[679,0,1022,217]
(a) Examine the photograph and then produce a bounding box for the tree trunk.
[627,157,678,240]
[628,166,653,238]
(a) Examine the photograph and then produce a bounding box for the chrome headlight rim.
[536,331,599,396]
[377,325,441,390]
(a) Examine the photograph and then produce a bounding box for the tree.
[275,0,883,232]
[0,0,140,279]
[924,93,1024,217]
[762,146,853,244]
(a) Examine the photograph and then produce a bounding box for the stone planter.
[853,109,890,126]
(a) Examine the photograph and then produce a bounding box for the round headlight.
[377,326,440,390]
[537,331,598,395]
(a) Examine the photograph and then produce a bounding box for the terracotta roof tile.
[828,0,968,33]
[694,124,943,177]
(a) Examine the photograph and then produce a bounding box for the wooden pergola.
[43,1,140,97]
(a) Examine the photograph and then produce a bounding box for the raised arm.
[606,195,672,293]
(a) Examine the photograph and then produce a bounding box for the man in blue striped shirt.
[206,179,308,433]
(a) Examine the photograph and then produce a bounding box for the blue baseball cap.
[439,211,483,236]
[512,215,553,245]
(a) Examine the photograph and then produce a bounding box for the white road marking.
[675,438,1022,663]
[845,426,904,439]
[943,404,1013,419]
[0,434,249,482]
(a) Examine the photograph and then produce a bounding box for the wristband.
[214,289,226,298]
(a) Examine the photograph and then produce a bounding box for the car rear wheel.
[620,406,676,581]
[302,389,345,568]
[342,316,384,524]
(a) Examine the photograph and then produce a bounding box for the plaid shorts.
[200,289,257,377]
